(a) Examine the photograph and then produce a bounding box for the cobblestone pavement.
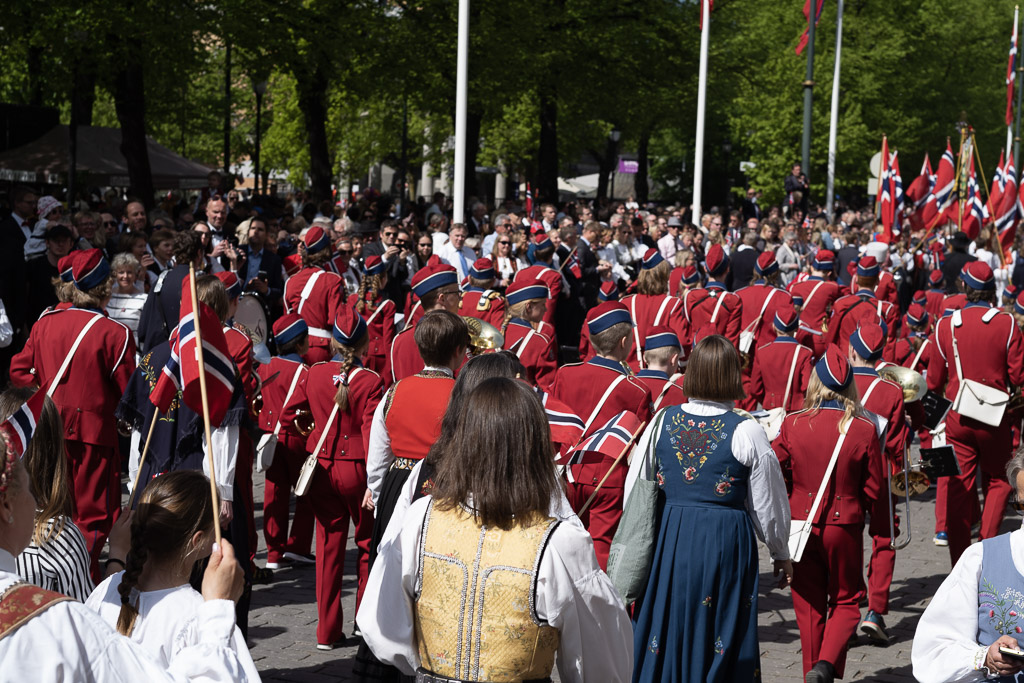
[241,467,1007,682]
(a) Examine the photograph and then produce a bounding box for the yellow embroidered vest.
[415,503,561,682]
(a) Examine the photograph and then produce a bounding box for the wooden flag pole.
[577,421,646,516]
[558,245,578,273]
[188,263,222,544]
[126,410,160,510]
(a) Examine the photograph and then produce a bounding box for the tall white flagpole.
[1009,6,1019,159]
[453,0,469,224]
[826,0,844,221]
[691,0,710,227]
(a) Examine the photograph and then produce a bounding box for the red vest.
[384,372,455,460]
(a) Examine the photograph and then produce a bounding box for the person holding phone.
[913,447,1024,682]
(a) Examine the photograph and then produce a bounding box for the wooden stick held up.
[578,421,646,516]
[188,264,222,544]
[126,410,160,510]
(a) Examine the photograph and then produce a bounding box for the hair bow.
[332,372,349,387]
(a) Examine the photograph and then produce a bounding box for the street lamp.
[253,78,268,196]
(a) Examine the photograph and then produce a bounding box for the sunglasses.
[338,249,352,255]
[103,221,118,227]
[1013,496,1024,515]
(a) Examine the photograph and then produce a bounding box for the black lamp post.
[253,78,268,196]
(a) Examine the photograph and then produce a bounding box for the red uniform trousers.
[944,412,1015,565]
[792,523,865,679]
[262,434,315,564]
[565,480,622,570]
[866,494,897,614]
[309,458,372,645]
[66,440,120,582]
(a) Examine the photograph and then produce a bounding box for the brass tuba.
[462,316,504,355]
[878,365,927,403]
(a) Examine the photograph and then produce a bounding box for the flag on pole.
[525,183,534,220]
[989,150,1006,218]
[541,393,585,452]
[796,0,825,55]
[879,137,895,242]
[0,389,46,458]
[151,279,236,426]
[920,141,956,227]
[998,153,1020,261]
[906,153,933,209]
[960,156,988,240]
[1009,16,1019,126]
[699,0,714,29]
[564,249,582,278]
[556,411,643,466]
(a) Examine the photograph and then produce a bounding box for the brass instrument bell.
[889,468,931,497]
[462,316,504,355]
[878,365,927,403]
[294,409,315,437]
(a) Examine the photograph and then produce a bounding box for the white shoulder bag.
[295,367,362,496]
[757,345,803,441]
[739,289,778,355]
[950,310,1010,427]
[789,425,849,562]
[255,363,304,473]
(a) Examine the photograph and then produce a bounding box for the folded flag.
[0,388,46,458]
[542,393,585,450]
[557,410,643,466]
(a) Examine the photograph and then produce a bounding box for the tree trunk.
[295,66,332,203]
[636,130,650,204]
[27,46,42,106]
[595,135,618,202]
[114,58,154,209]
[537,90,559,205]
[72,66,97,127]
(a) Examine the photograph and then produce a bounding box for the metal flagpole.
[801,1,818,190]
[691,0,710,226]
[1017,5,1023,182]
[1011,7,1019,159]
[826,0,844,221]
[453,0,470,225]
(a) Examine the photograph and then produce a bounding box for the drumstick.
[578,421,646,516]
[126,410,160,510]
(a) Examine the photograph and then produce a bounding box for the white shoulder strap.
[710,291,727,324]
[515,330,537,359]
[743,288,779,334]
[271,363,305,437]
[583,374,629,435]
[297,270,325,315]
[950,313,965,383]
[781,346,803,410]
[652,296,673,327]
[682,289,694,323]
[804,426,851,525]
[47,314,104,397]
[803,280,827,310]
[365,298,391,327]
[309,366,363,456]
[910,338,929,370]
[653,373,684,411]
[861,376,884,406]
[630,298,643,365]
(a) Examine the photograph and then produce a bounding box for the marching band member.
[789,249,842,357]
[457,257,506,330]
[683,244,743,349]
[513,233,564,334]
[865,243,900,308]
[293,307,383,649]
[749,306,813,412]
[924,270,946,322]
[256,314,315,570]
[352,255,397,379]
[501,278,557,390]
[578,280,619,363]
[825,256,899,355]
[736,251,794,409]
[0,434,249,681]
[620,248,688,372]
[283,226,347,365]
[549,301,653,568]
[634,327,687,410]
[773,347,883,683]
[926,261,1024,565]
[883,303,930,368]
[358,378,633,682]
[847,324,910,644]
[390,263,460,382]
[11,249,136,580]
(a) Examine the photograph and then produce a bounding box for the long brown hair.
[801,372,863,433]
[431,378,560,529]
[0,388,72,545]
[637,260,670,296]
[682,334,745,401]
[117,471,214,636]
[330,335,369,411]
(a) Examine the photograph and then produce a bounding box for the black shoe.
[252,567,274,585]
[805,661,836,683]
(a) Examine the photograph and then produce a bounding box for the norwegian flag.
[1009,17,1019,126]
[989,150,1007,218]
[960,156,988,240]
[796,0,824,55]
[879,137,895,242]
[151,278,236,426]
[0,389,46,458]
[556,411,643,466]
[525,183,534,220]
[905,153,933,209]
[998,153,1021,261]
[920,141,956,228]
[541,393,585,450]
[564,248,582,278]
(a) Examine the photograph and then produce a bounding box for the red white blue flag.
[990,150,1007,218]
[906,153,933,210]
[525,183,534,220]
[1009,17,1018,126]
[796,0,824,55]
[557,410,643,466]
[541,393,585,452]
[960,156,988,240]
[0,389,46,458]
[920,141,956,228]
[998,153,1021,262]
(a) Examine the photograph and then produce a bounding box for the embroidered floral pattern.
[980,579,1024,636]
[648,636,660,655]
[714,466,737,498]
[714,636,724,655]
[701,595,712,607]
[667,413,727,484]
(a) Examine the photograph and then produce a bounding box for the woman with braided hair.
[353,255,397,379]
[84,470,258,678]
[291,306,384,649]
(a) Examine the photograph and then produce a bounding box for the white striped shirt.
[16,517,95,602]
[107,291,148,344]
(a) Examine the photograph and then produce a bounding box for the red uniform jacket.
[876,271,899,307]
[284,267,347,354]
[296,361,383,461]
[578,308,601,363]
[926,304,1024,404]
[941,293,967,318]
[549,356,653,489]
[774,404,883,525]
[224,325,258,406]
[825,290,899,355]
[682,283,742,348]
[749,337,813,412]
[256,354,308,452]
[635,370,687,411]
[853,368,909,470]
[10,307,136,447]
[621,293,688,372]
[736,282,794,362]
[389,324,422,383]
[514,264,563,330]
[357,298,397,380]
[924,288,946,322]
[789,276,842,334]
[503,319,557,390]
[458,288,506,330]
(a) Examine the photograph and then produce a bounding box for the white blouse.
[624,399,792,561]
[912,528,1024,682]
[0,549,249,682]
[86,573,259,681]
[357,496,634,682]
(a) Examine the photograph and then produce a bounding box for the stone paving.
[240,467,1009,682]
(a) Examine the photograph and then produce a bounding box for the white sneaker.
[283,551,316,565]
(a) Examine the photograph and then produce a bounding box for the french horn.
[462,316,504,355]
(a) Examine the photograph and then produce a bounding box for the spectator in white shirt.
[657,217,687,262]
[437,223,477,282]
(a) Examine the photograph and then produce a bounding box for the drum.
[235,293,273,364]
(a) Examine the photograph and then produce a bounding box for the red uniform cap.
[906,303,928,327]
[304,226,330,254]
[928,269,944,286]
[469,258,495,280]
[598,280,619,302]
[755,251,779,276]
[411,262,458,298]
[215,271,242,300]
[856,256,880,278]
[813,249,835,271]
[364,255,386,277]
[587,301,632,336]
[645,325,680,350]
[815,344,852,392]
[641,248,665,270]
[850,322,885,362]
[72,249,109,291]
[506,278,549,307]
[912,290,927,306]
[332,306,367,345]
[533,233,553,251]
[57,253,79,283]
[773,305,800,333]
[961,261,995,291]
[273,313,308,346]
[705,244,729,276]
